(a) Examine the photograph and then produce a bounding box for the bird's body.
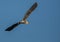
[20,20,29,24]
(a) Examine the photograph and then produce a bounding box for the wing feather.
[23,2,38,20]
[5,22,21,31]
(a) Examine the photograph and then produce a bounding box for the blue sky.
[0,0,60,42]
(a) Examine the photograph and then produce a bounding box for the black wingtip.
[29,2,38,12]
[34,2,38,6]
[5,22,20,31]
[35,2,38,5]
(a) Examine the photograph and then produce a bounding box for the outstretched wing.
[23,2,38,20]
[5,22,21,31]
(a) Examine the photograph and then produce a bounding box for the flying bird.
[5,2,38,31]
